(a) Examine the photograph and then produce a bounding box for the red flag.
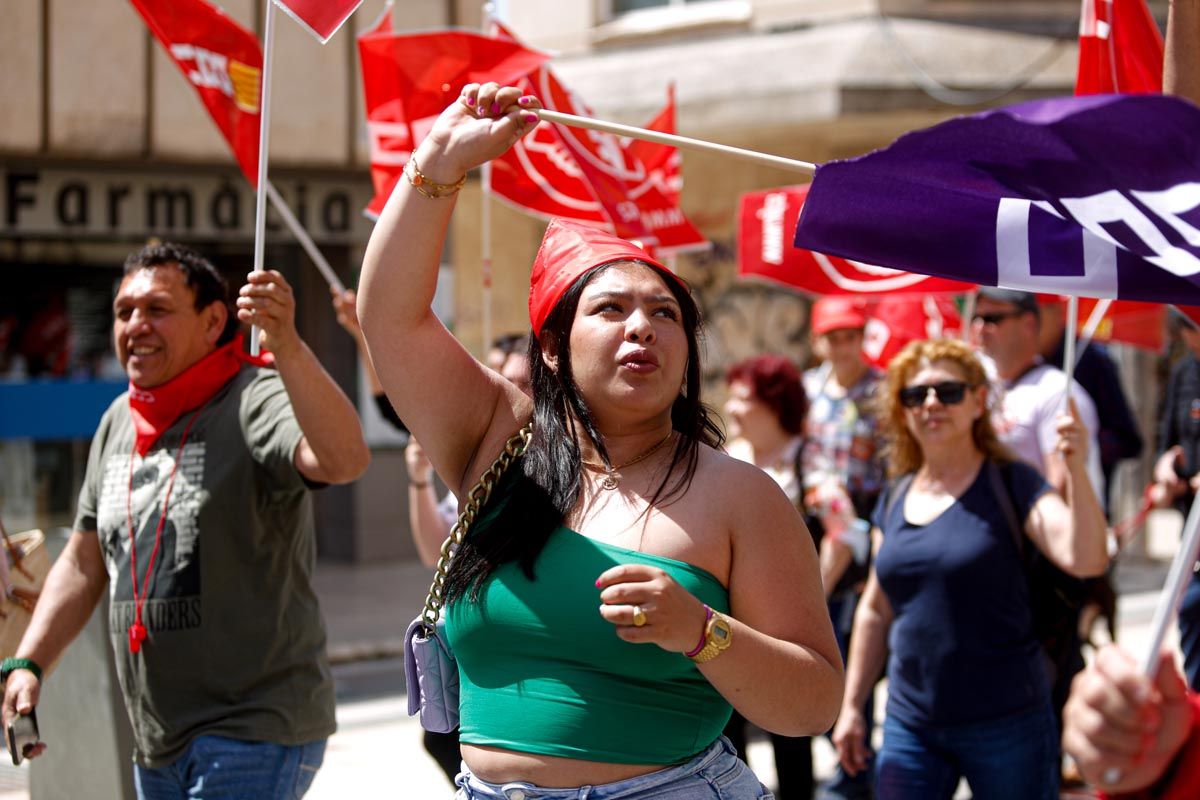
[273,0,362,44]
[628,84,681,207]
[863,296,963,369]
[489,21,706,255]
[739,185,974,296]
[1037,295,1165,351]
[358,21,550,218]
[129,0,262,184]
[1076,0,1163,94]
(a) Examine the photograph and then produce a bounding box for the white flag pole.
[1060,295,1079,411]
[1140,489,1200,678]
[249,0,278,357]
[1073,298,1112,367]
[960,292,976,343]
[535,109,816,175]
[481,3,496,354]
[264,181,345,293]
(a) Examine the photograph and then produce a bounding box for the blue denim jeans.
[1178,567,1200,691]
[133,735,327,800]
[454,736,773,799]
[875,704,1057,800]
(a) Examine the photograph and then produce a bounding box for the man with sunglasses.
[971,287,1104,500]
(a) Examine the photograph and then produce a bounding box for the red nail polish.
[518,96,530,106]
[467,96,476,106]
[491,102,501,114]
[524,113,539,124]
[595,579,602,588]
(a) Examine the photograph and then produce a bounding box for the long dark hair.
[443,262,724,602]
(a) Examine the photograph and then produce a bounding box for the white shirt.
[986,357,1105,499]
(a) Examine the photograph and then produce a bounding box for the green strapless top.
[444,526,732,765]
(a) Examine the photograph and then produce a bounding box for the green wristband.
[0,658,42,684]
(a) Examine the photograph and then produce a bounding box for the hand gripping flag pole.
[248,0,278,357]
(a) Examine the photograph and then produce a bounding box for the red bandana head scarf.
[127,334,272,455]
[527,218,688,336]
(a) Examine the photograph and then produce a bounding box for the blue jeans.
[454,736,773,799]
[1178,567,1200,691]
[875,704,1057,800]
[133,735,326,800]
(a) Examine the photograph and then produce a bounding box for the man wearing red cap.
[802,297,884,800]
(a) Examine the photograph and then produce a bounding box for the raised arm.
[238,270,370,484]
[1026,398,1109,577]
[2,531,109,757]
[1166,0,1200,103]
[357,84,540,494]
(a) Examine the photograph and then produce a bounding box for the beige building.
[0,0,1163,562]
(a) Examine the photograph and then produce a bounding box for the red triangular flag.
[273,0,362,44]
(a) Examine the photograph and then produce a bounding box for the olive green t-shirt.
[74,366,335,768]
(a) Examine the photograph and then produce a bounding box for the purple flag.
[794,94,1200,304]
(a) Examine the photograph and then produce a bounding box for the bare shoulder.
[692,444,797,519]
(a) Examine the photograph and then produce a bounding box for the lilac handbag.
[403,426,531,733]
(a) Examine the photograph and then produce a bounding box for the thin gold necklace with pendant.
[583,431,675,491]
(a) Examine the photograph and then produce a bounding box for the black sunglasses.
[971,309,1028,326]
[899,381,972,409]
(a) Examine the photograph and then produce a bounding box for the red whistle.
[129,622,147,654]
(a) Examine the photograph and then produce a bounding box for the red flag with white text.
[358,16,550,218]
[129,0,262,184]
[273,0,362,43]
[489,21,706,255]
[739,185,974,296]
[1076,0,1163,94]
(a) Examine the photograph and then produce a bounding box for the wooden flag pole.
[249,0,279,357]
[535,109,817,175]
[264,181,345,293]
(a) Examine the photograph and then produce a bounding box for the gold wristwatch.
[689,609,733,663]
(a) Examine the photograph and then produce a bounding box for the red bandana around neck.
[127,334,272,455]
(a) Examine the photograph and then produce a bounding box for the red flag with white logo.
[739,184,974,296]
[489,21,706,255]
[628,84,681,207]
[862,296,963,369]
[1076,0,1163,94]
[129,0,262,184]
[358,17,550,218]
[273,0,362,44]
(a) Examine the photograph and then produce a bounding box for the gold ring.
[632,605,647,627]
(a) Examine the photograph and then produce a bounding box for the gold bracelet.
[406,157,466,199]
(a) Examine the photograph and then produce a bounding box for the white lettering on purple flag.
[1064,189,1200,277]
[996,197,1118,296]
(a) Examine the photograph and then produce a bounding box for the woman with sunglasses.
[357,83,843,799]
[831,338,1107,800]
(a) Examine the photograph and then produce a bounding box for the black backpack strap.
[985,460,1026,560]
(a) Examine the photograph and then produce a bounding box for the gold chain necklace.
[583,431,675,491]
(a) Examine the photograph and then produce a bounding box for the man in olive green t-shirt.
[1,243,369,799]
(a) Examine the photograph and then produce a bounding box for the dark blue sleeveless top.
[871,460,1052,726]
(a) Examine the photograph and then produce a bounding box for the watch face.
[713,625,730,642]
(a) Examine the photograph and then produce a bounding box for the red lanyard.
[125,403,207,654]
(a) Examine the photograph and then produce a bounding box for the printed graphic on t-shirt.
[96,441,205,634]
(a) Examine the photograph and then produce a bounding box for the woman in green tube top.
[357,83,844,799]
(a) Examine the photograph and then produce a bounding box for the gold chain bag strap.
[403,425,532,733]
